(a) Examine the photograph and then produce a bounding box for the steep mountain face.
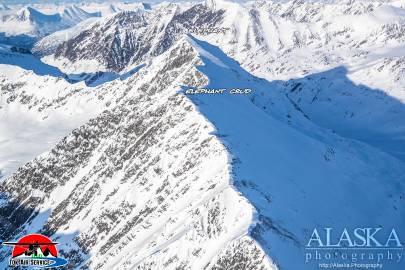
[0,43,117,180]
[185,36,405,270]
[195,0,405,80]
[1,0,405,270]
[32,17,101,58]
[50,3,224,73]
[43,0,405,156]
[0,38,276,270]
[53,11,149,72]
[17,7,62,24]
[43,0,405,77]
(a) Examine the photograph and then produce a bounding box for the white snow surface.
[0,1,405,270]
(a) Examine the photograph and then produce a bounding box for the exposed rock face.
[45,0,405,77]
[0,40,276,270]
[53,5,224,72]
[55,11,148,71]
[2,1,405,270]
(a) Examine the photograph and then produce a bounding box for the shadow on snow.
[0,45,144,87]
[183,36,405,270]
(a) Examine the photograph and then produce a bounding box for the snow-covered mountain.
[0,7,63,37]
[0,5,100,46]
[40,0,405,74]
[43,3,224,73]
[60,5,101,25]
[0,38,277,270]
[32,17,101,57]
[79,2,149,17]
[1,0,405,270]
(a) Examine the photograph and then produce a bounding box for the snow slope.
[60,5,101,25]
[0,37,276,270]
[0,45,116,180]
[1,0,405,270]
[32,17,101,57]
[186,35,405,270]
[45,0,405,164]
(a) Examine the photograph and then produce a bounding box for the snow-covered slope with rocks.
[0,36,276,270]
[1,0,405,270]
[185,35,405,270]
[40,0,405,161]
[32,17,101,57]
[0,5,100,48]
[43,0,405,75]
[43,3,224,73]
[0,44,116,181]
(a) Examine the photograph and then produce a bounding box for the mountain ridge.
[1,1,405,269]
[0,36,278,270]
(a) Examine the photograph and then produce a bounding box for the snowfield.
[0,0,404,269]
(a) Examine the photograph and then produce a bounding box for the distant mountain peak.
[61,5,100,23]
[16,6,62,24]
